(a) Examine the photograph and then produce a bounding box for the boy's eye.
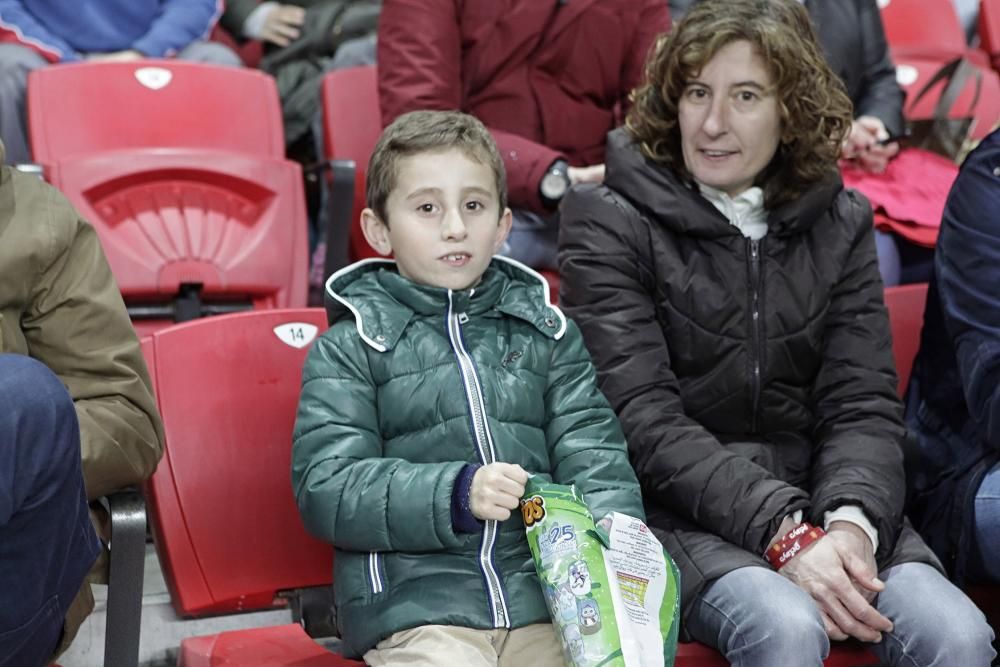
[465,200,484,211]
[416,203,437,214]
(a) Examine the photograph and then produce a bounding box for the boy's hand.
[469,463,528,521]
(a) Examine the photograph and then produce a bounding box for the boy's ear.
[492,207,513,254]
[361,208,393,256]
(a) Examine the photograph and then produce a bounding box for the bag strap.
[906,56,983,122]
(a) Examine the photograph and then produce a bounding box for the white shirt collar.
[696,181,769,241]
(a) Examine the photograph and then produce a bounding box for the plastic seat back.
[320,65,382,262]
[28,61,284,161]
[27,62,308,331]
[879,0,967,59]
[895,55,1000,141]
[143,309,333,616]
[884,283,930,395]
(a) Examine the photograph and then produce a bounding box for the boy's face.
[362,148,512,291]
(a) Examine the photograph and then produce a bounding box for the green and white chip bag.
[519,478,680,667]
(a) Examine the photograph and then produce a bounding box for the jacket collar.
[603,128,844,238]
[325,257,566,352]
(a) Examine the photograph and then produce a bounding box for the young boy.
[292,110,644,665]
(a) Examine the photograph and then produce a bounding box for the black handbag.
[905,56,983,162]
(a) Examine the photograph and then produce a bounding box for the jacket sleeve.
[853,0,905,136]
[545,320,646,522]
[618,0,669,114]
[0,0,78,62]
[219,0,258,39]
[559,185,809,555]
[377,0,564,212]
[24,190,163,500]
[809,192,907,561]
[292,328,468,553]
[130,0,222,57]
[936,136,1000,450]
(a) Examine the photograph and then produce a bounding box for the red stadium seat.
[879,0,967,59]
[884,283,929,395]
[27,62,308,335]
[980,0,1000,74]
[895,54,1000,141]
[142,309,360,665]
[320,65,382,267]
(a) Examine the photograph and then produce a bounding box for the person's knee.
[0,354,78,459]
[753,596,828,653]
[178,41,243,67]
[928,600,995,663]
[0,45,46,89]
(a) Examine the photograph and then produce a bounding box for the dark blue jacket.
[906,128,1000,584]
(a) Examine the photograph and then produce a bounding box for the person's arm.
[544,319,646,522]
[23,189,163,500]
[218,0,260,39]
[559,185,809,553]
[937,132,1000,450]
[852,0,904,136]
[618,0,670,114]
[808,191,906,563]
[377,0,564,212]
[0,0,79,62]
[130,0,222,57]
[292,329,470,552]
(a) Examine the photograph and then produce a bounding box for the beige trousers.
[363,623,565,666]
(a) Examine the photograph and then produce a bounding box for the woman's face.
[678,40,783,197]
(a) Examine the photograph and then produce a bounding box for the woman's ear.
[361,208,393,256]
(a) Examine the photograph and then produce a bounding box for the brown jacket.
[0,143,164,652]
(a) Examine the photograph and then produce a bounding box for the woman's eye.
[685,87,708,100]
[737,90,759,103]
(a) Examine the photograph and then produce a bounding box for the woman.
[558,1,993,665]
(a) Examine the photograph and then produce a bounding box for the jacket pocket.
[368,551,386,596]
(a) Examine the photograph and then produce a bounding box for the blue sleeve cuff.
[451,463,482,533]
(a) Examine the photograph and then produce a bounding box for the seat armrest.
[103,489,147,667]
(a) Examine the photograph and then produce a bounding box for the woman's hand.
[841,116,900,174]
[780,522,892,643]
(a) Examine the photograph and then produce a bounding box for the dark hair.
[366,110,507,225]
[626,0,853,208]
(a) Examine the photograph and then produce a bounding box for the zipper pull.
[751,239,759,259]
[458,312,470,324]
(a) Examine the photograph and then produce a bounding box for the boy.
[292,110,644,665]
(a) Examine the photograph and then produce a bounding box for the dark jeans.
[0,354,101,667]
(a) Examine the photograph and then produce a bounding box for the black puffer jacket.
[559,129,939,623]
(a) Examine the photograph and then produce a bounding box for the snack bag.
[520,478,680,667]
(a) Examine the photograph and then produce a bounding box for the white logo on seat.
[876,0,890,9]
[135,67,173,90]
[895,64,919,87]
[273,323,319,349]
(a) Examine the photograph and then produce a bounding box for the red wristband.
[765,522,826,570]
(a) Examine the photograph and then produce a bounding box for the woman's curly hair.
[626,0,853,209]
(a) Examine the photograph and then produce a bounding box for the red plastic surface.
[895,54,1000,141]
[675,641,877,665]
[27,61,284,161]
[884,283,929,395]
[880,0,967,59]
[179,624,362,667]
[44,149,308,306]
[981,0,1000,73]
[320,65,382,263]
[144,309,333,616]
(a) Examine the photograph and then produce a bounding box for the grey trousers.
[0,41,241,165]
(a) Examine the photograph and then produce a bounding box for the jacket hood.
[603,128,844,238]
[325,256,567,351]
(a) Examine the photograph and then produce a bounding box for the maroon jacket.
[378,0,669,212]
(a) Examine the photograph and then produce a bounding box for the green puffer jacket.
[292,257,644,657]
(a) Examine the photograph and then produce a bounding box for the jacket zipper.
[747,238,764,434]
[446,291,510,629]
[368,551,383,595]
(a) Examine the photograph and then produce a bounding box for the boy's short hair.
[366,110,508,226]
